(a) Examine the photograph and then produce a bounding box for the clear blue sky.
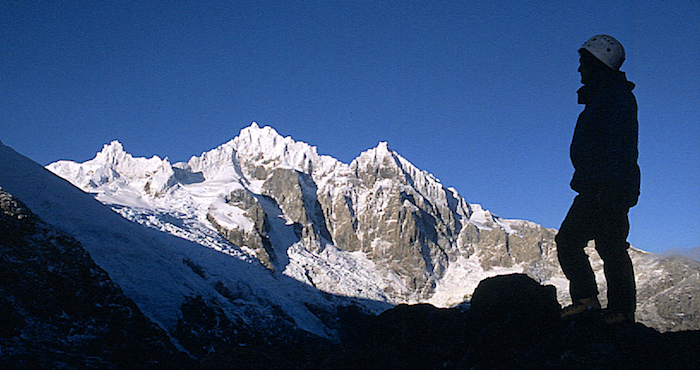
[2,1,698,254]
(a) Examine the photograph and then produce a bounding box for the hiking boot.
[561,297,602,319]
[602,311,634,325]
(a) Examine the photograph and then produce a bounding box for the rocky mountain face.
[45,123,700,333]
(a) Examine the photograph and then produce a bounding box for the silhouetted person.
[557,35,640,324]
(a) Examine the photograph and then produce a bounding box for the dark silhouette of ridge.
[325,274,700,370]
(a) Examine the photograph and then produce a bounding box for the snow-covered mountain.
[0,134,384,348]
[44,124,533,307]
[37,123,699,334]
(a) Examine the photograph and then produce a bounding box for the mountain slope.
[0,188,185,368]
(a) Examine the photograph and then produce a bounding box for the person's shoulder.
[600,80,635,104]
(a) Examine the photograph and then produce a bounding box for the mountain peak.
[95,140,129,165]
[353,141,395,166]
[238,122,281,143]
[104,140,124,152]
[231,123,343,178]
[46,139,179,196]
[369,141,393,158]
[376,141,390,154]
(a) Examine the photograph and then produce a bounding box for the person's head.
[578,35,625,85]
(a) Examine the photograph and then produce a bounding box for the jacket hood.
[578,72,634,105]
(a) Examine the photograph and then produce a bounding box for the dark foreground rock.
[323,274,700,370]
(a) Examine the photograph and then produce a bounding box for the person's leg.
[595,207,636,317]
[556,196,599,302]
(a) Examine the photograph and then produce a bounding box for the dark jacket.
[570,71,640,207]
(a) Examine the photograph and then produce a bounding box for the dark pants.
[555,195,636,315]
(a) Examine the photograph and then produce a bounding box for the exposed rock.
[318,190,362,252]
[207,188,275,270]
[4,206,700,370]
[470,273,560,323]
[178,131,700,332]
[633,252,700,331]
[262,168,331,252]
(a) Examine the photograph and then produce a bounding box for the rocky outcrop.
[311,143,462,300]
[207,188,275,270]
[237,133,700,331]
[256,140,558,302]
[261,168,332,253]
[633,251,700,331]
